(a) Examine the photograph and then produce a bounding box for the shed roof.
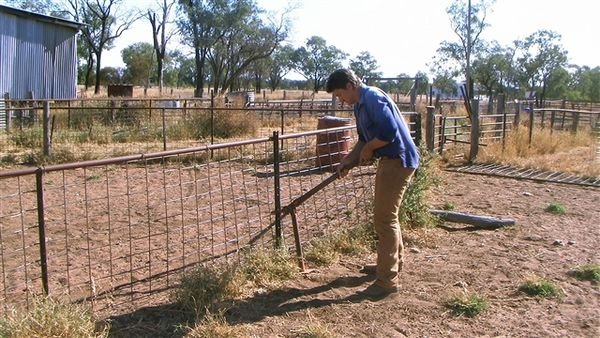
[0,4,83,31]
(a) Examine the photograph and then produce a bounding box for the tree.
[99,66,123,84]
[514,30,568,104]
[433,72,459,98]
[292,36,347,93]
[121,42,155,86]
[431,0,494,98]
[177,0,289,97]
[566,66,600,102]
[163,50,196,87]
[544,66,570,100]
[415,71,430,99]
[207,0,289,95]
[579,66,600,101]
[349,51,381,81]
[147,0,178,95]
[266,44,295,92]
[471,41,511,100]
[2,0,65,16]
[65,0,139,94]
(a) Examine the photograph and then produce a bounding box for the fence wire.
[0,125,379,317]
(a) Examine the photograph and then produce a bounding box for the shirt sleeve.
[365,96,398,143]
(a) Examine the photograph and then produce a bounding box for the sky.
[102,0,599,80]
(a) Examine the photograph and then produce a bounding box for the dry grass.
[478,125,599,177]
[0,296,108,338]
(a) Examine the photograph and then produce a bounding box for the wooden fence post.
[425,106,435,152]
[496,94,505,138]
[572,111,580,134]
[469,99,480,163]
[43,101,51,158]
[413,112,422,146]
[3,93,10,132]
[514,100,521,128]
[528,102,534,146]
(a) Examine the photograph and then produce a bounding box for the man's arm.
[337,140,365,178]
[359,138,389,163]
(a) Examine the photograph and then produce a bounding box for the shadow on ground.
[106,274,376,337]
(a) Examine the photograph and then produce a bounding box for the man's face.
[331,83,358,105]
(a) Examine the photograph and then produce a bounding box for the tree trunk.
[94,52,102,94]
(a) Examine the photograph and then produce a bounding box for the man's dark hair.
[325,68,361,93]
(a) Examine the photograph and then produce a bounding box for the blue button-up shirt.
[354,85,420,169]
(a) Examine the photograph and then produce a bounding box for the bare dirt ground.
[108,169,599,338]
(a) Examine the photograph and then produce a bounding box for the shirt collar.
[356,85,368,108]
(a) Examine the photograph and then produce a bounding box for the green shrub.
[545,203,566,215]
[399,147,441,228]
[570,264,600,283]
[518,276,561,298]
[9,127,43,148]
[446,292,489,317]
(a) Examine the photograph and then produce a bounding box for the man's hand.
[336,160,351,178]
[360,138,389,164]
[359,146,374,164]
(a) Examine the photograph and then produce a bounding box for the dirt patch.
[108,170,599,337]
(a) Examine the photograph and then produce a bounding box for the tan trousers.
[373,158,415,289]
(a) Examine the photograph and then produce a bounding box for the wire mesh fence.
[0,124,386,318]
[0,98,355,166]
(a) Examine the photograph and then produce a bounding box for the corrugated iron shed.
[0,4,82,100]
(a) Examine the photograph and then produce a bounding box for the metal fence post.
[210,90,215,146]
[35,168,49,295]
[161,108,167,151]
[272,131,283,248]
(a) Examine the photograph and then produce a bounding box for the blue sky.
[103,0,599,80]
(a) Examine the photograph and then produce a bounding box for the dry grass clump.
[0,296,108,338]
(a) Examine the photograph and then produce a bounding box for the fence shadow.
[105,274,377,337]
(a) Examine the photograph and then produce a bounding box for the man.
[325,68,420,298]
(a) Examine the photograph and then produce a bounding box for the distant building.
[0,4,82,100]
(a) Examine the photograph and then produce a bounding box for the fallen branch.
[430,209,515,228]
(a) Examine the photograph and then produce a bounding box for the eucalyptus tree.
[349,51,382,81]
[121,42,155,86]
[576,66,600,101]
[147,0,178,94]
[513,30,568,104]
[177,0,289,97]
[471,40,512,104]
[2,0,65,16]
[292,36,348,93]
[266,44,295,92]
[430,0,494,99]
[64,0,139,94]
[164,50,196,87]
